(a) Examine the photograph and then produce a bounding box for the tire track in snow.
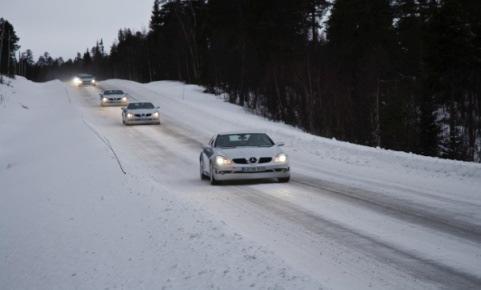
[64,85,126,175]
[63,85,72,104]
[227,184,481,289]
[82,118,127,175]
[292,175,481,244]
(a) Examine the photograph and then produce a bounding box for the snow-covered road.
[2,77,481,289]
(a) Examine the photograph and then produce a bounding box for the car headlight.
[121,97,127,102]
[215,155,232,166]
[274,153,288,163]
[127,113,133,118]
[91,79,96,84]
[102,97,108,102]
[153,112,159,118]
[73,77,81,86]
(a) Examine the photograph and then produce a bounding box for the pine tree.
[326,0,396,145]
[425,0,481,160]
[150,0,163,32]
[0,18,20,77]
[83,50,92,65]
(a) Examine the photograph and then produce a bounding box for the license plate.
[242,167,265,172]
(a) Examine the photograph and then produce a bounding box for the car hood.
[217,146,283,159]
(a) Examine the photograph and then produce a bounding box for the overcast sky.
[2,0,154,60]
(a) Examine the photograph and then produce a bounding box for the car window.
[104,90,124,95]
[215,133,274,148]
[127,102,155,109]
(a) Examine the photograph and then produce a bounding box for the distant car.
[72,74,96,86]
[199,132,290,185]
[100,90,128,106]
[122,102,160,125]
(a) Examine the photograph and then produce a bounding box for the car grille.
[232,157,272,164]
[233,158,248,164]
[134,113,152,117]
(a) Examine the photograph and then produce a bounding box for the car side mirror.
[203,145,214,152]
[277,142,285,147]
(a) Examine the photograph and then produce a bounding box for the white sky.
[1,0,154,60]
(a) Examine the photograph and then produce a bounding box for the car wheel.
[278,177,290,183]
[200,158,208,180]
[210,163,219,185]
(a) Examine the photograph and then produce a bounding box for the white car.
[122,102,160,125]
[100,90,128,106]
[72,74,96,86]
[199,132,290,185]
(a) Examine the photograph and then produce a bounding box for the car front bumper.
[213,164,290,181]
[124,118,160,125]
[101,100,128,106]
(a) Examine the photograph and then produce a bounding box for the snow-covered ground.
[1,76,481,289]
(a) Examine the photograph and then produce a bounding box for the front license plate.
[242,167,265,172]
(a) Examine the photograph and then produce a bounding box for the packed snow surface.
[1,77,481,290]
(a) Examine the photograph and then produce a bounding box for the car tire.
[278,177,290,183]
[200,158,208,180]
[210,163,220,185]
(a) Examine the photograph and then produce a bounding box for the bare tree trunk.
[375,78,382,147]
[273,70,283,120]
[175,3,200,82]
[0,21,5,76]
[7,27,11,76]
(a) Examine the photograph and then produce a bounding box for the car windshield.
[79,74,93,79]
[215,133,274,148]
[104,90,124,95]
[127,102,154,110]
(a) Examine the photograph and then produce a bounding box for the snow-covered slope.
[2,77,481,289]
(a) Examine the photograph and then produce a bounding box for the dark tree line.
[0,18,20,80]
[6,0,481,161]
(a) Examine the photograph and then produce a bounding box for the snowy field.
[1,76,481,289]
